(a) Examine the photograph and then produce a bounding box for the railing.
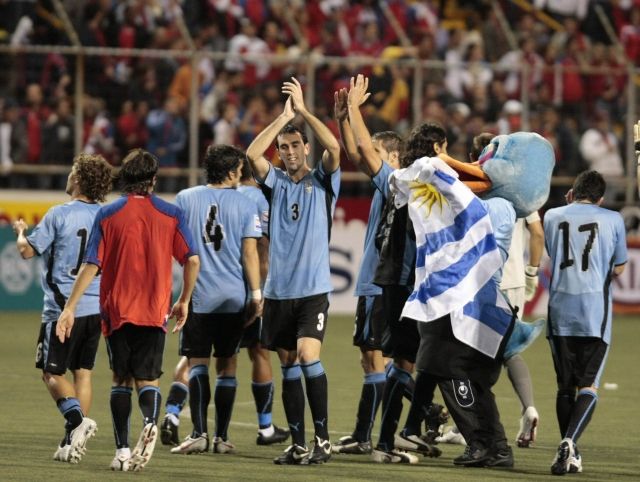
[1,43,638,208]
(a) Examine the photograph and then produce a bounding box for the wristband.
[525,265,539,276]
[249,289,262,300]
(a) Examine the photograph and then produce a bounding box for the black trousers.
[415,315,512,450]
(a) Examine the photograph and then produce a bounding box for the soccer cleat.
[212,436,235,454]
[110,452,131,472]
[395,433,442,457]
[569,446,582,473]
[516,406,539,448]
[301,436,331,464]
[129,423,158,472]
[170,434,209,454]
[331,435,372,454]
[436,426,467,446]
[53,443,72,462]
[425,403,449,436]
[452,444,491,467]
[67,417,97,464]
[550,438,574,476]
[256,425,290,446]
[273,444,309,465]
[160,414,180,446]
[485,445,514,468]
[371,448,419,464]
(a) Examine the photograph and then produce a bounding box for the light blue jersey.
[27,200,101,323]
[482,197,516,284]
[176,185,262,313]
[237,184,270,235]
[258,163,340,299]
[354,162,394,296]
[544,203,627,344]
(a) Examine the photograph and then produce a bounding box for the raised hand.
[282,95,295,121]
[282,77,306,114]
[347,74,371,107]
[334,88,348,121]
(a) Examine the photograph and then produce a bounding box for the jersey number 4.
[204,204,224,250]
[558,221,598,271]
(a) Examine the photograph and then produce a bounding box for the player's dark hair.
[572,170,606,203]
[372,131,403,155]
[469,132,494,162]
[118,148,158,194]
[73,153,113,202]
[275,123,308,148]
[400,122,447,168]
[240,155,254,181]
[204,144,245,184]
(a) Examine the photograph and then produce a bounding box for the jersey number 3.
[203,204,224,250]
[558,221,598,271]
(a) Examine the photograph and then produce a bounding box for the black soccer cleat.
[452,444,491,467]
[301,436,331,465]
[485,445,514,468]
[256,425,290,446]
[160,415,180,446]
[273,444,309,465]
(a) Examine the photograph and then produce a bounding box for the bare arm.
[335,88,361,166]
[283,77,341,173]
[526,219,544,268]
[257,236,269,284]
[13,219,36,259]
[614,263,626,276]
[170,254,200,333]
[347,75,382,177]
[56,263,100,342]
[242,237,263,326]
[246,97,295,180]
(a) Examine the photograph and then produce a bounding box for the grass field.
[0,311,638,481]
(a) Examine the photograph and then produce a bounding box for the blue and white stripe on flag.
[390,156,512,358]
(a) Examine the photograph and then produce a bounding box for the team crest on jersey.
[304,180,312,193]
[452,379,475,407]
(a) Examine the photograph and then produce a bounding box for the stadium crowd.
[0,0,635,204]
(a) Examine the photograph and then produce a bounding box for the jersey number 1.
[70,228,87,276]
[558,221,598,271]
[204,204,224,250]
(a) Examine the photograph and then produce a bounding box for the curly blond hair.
[73,153,113,202]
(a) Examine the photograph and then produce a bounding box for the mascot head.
[440,131,555,218]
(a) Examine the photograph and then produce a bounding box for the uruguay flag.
[391,157,513,358]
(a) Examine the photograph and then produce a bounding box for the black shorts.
[261,294,329,351]
[381,285,419,363]
[353,295,385,350]
[239,317,263,349]
[549,335,609,389]
[180,311,245,358]
[35,314,101,375]
[105,323,166,381]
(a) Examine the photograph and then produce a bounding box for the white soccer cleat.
[170,434,209,454]
[129,423,158,471]
[67,417,97,464]
[212,436,235,454]
[110,450,131,472]
[569,447,583,473]
[371,448,419,464]
[516,406,539,448]
[53,443,72,462]
[551,437,574,476]
[436,426,467,445]
[394,434,441,457]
